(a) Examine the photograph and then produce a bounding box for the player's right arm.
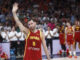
[73,25,75,38]
[65,27,67,43]
[41,31,51,60]
[12,3,29,35]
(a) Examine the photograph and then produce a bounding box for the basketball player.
[12,3,50,60]
[65,22,77,58]
[59,24,66,56]
[74,20,80,49]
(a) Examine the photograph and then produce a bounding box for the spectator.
[4,21,11,31]
[45,26,53,58]
[8,26,18,56]
[16,30,25,56]
[0,33,3,43]
[0,12,6,23]
[0,23,3,31]
[1,29,10,42]
[53,25,59,38]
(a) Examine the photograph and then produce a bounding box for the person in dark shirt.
[0,34,3,43]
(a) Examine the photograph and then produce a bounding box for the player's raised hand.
[12,3,18,13]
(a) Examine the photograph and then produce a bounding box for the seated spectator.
[0,33,3,43]
[1,28,10,42]
[16,30,25,56]
[8,26,18,56]
[48,21,55,30]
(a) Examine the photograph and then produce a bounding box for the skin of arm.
[40,31,51,60]
[73,26,75,39]
[65,27,67,44]
[72,26,75,42]
[12,3,29,35]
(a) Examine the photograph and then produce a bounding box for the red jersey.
[75,26,80,42]
[24,30,42,60]
[59,26,65,44]
[59,26,64,33]
[66,27,74,45]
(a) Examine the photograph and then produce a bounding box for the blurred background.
[0,0,80,60]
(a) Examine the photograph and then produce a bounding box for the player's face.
[28,20,36,30]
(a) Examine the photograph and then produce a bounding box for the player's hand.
[12,3,18,13]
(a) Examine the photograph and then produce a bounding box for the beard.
[29,27,35,30]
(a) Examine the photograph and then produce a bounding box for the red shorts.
[75,31,80,42]
[59,33,65,44]
[67,34,74,45]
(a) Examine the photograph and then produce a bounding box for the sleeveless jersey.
[59,26,64,33]
[75,26,80,42]
[59,26,65,44]
[66,27,74,45]
[66,27,73,34]
[24,30,42,60]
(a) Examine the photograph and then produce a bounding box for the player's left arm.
[40,31,51,60]
[65,27,67,40]
[72,26,75,41]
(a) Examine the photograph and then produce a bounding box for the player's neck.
[31,29,37,33]
[68,25,71,28]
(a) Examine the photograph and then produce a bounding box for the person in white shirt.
[9,27,17,41]
[17,31,25,41]
[0,30,4,43]
[1,29,10,42]
[16,30,25,56]
[8,26,18,56]
[4,21,11,31]
[53,26,59,39]
[45,26,53,58]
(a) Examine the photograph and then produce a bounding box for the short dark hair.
[27,17,37,23]
[28,19,37,22]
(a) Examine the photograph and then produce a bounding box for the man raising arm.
[12,3,50,60]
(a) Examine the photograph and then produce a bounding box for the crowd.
[0,0,80,59]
